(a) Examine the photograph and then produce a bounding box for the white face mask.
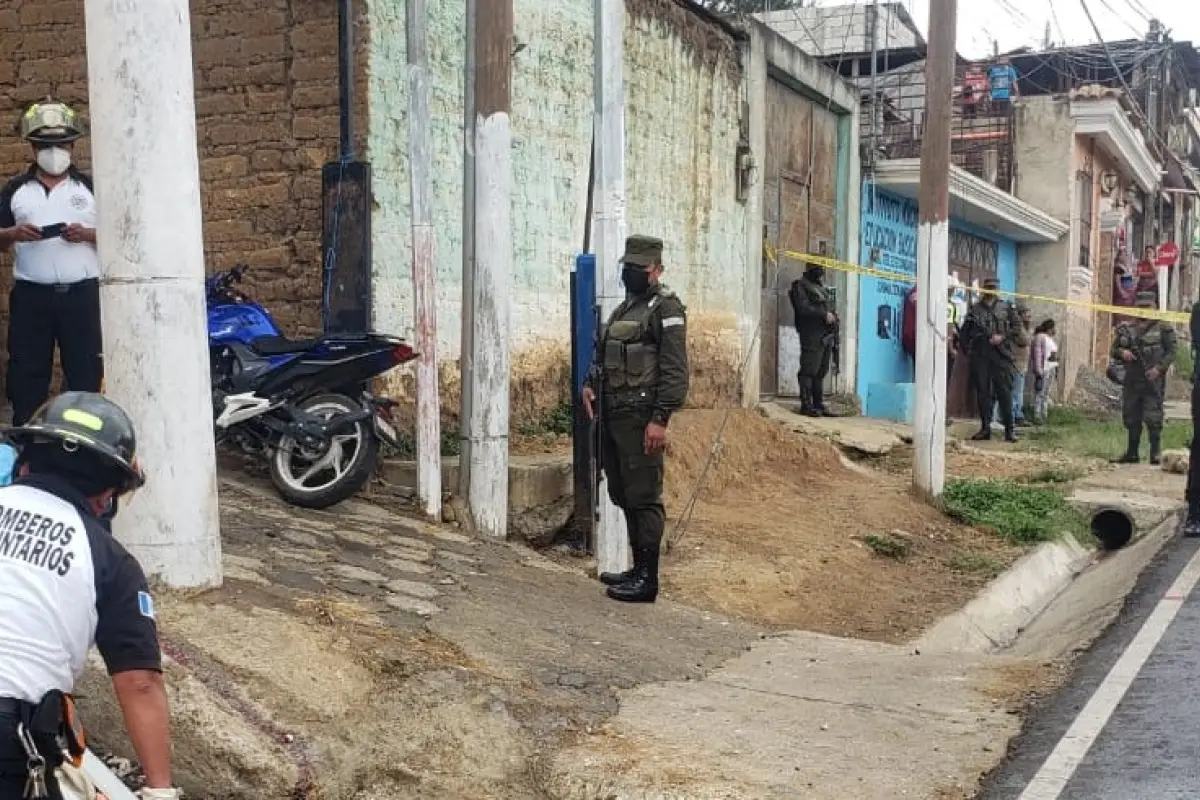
[36,147,71,176]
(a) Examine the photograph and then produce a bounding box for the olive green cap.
[619,235,664,268]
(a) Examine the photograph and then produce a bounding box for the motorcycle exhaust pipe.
[1090,508,1135,551]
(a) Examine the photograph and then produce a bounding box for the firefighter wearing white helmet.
[0,99,104,429]
[0,393,179,800]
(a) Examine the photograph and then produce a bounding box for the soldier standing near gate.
[1112,291,1176,465]
[788,263,837,417]
[581,235,690,604]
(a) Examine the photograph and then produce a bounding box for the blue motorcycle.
[207,264,414,509]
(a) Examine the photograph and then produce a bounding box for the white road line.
[1019,543,1200,800]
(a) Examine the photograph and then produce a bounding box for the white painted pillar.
[467,1,514,538]
[84,0,222,586]
[593,0,631,576]
[913,222,949,496]
[407,0,442,519]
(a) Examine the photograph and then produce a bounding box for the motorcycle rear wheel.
[269,393,377,509]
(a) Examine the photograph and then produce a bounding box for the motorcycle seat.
[250,335,323,356]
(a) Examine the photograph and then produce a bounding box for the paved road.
[982,527,1200,799]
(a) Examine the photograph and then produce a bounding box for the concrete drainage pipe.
[1090,508,1135,551]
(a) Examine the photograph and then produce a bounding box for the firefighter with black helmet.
[0,392,178,799]
[0,99,104,427]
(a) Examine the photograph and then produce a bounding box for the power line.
[1095,0,1147,38]
[1078,0,1172,159]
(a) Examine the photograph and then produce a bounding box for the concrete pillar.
[84,0,223,586]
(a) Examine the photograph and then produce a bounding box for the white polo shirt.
[0,474,162,703]
[0,167,100,285]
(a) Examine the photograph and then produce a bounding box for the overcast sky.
[834,0,1200,60]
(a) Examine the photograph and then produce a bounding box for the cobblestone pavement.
[217,476,482,626]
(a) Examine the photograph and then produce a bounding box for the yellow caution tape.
[766,244,1191,325]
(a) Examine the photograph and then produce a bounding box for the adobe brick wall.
[0,0,368,372]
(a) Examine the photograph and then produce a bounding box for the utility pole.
[459,0,477,502]
[83,0,222,587]
[868,0,880,166]
[408,0,442,518]
[912,0,957,501]
[467,0,513,537]
[593,0,631,575]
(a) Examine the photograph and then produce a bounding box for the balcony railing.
[861,66,1017,194]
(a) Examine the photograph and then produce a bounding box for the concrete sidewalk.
[77,471,1170,799]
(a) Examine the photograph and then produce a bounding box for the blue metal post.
[570,253,597,549]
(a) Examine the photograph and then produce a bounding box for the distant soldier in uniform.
[960,278,1020,442]
[1112,291,1176,465]
[582,235,689,604]
[788,264,837,417]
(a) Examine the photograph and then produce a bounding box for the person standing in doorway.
[0,100,102,426]
[1135,246,1159,294]
[960,278,1019,442]
[789,263,838,417]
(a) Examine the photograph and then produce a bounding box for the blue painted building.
[853,165,1065,423]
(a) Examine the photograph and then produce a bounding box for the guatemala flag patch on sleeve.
[137,591,156,620]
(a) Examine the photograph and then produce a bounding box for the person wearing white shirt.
[0,100,102,426]
[1029,318,1058,424]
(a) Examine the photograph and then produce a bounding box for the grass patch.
[1021,406,1190,460]
[941,478,1087,545]
[517,401,574,438]
[1174,343,1195,383]
[387,426,460,459]
[1016,466,1085,485]
[861,532,912,559]
[946,553,1004,579]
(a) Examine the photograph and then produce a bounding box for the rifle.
[587,303,605,525]
[822,286,841,378]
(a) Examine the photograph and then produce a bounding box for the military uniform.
[586,235,689,603]
[1112,292,1176,465]
[789,268,836,416]
[961,281,1021,441]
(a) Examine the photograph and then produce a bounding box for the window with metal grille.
[1076,166,1094,269]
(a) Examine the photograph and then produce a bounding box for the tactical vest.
[601,294,663,393]
[1117,322,1168,371]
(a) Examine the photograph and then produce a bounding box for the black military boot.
[1112,430,1141,464]
[606,547,659,603]
[599,549,641,586]
[812,381,836,417]
[798,378,820,417]
[1149,430,1163,466]
[1184,509,1200,538]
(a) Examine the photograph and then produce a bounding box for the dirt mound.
[664,408,847,507]
[658,409,1023,643]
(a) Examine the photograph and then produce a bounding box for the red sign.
[1156,242,1180,266]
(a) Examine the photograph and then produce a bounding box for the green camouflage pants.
[1121,378,1166,432]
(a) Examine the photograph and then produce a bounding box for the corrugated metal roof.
[756,2,924,58]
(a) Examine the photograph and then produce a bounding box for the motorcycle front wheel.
[268,393,378,509]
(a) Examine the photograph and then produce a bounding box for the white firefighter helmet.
[18,99,84,144]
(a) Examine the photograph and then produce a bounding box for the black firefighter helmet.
[7,392,145,493]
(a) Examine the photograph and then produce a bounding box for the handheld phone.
[40,222,66,239]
